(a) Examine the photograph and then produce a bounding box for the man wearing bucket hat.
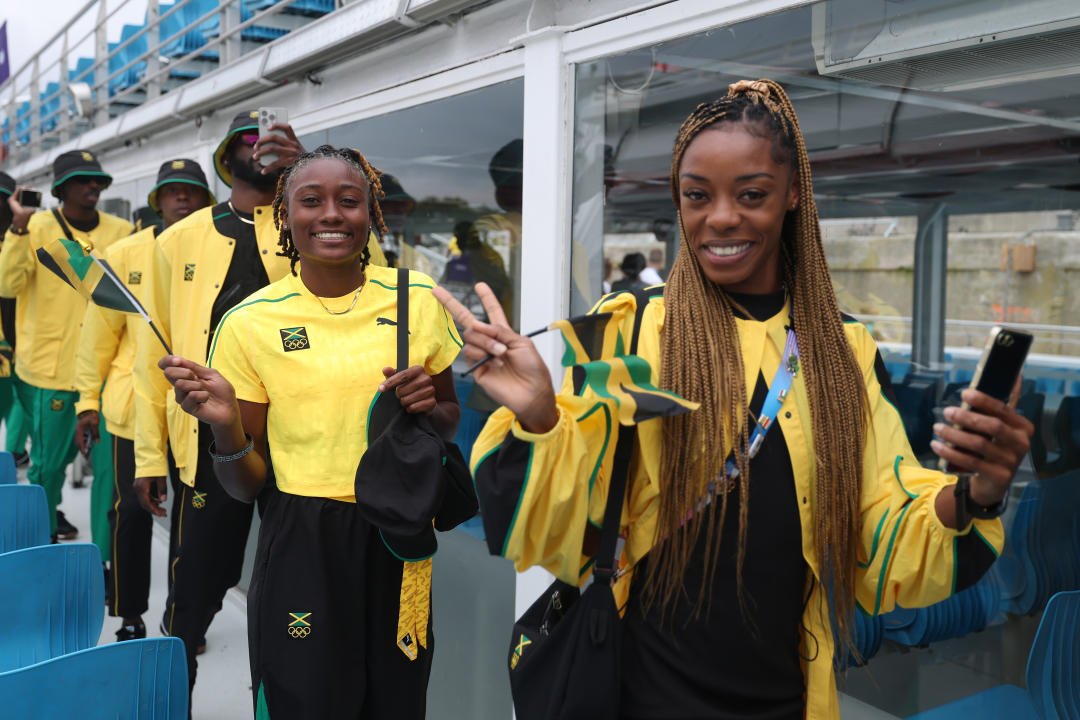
[0,150,133,542]
[0,173,29,469]
[75,158,213,643]
[131,111,384,700]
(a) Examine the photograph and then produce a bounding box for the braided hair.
[271,144,389,275]
[643,79,870,662]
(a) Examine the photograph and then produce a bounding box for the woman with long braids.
[436,80,1033,719]
[156,145,463,718]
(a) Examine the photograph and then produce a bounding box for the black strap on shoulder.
[52,209,76,244]
[593,284,656,585]
[397,267,409,372]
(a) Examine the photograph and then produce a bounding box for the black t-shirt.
[620,289,808,720]
[208,202,270,351]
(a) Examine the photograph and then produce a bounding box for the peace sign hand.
[158,355,240,430]
[432,283,559,434]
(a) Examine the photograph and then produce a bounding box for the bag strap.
[397,267,409,373]
[52,209,77,244]
[593,284,654,585]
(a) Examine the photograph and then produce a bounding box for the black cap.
[213,110,260,188]
[0,172,14,197]
[51,150,112,198]
[354,391,477,561]
[147,159,216,214]
[489,139,523,188]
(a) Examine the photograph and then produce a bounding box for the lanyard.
[634,326,802,572]
[701,326,800,508]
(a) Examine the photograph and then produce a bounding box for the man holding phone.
[0,151,133,542]
[75,159,215,643]
[0,174,26,462]
[132,110,383,701]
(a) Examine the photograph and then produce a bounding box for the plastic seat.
[0,451,16,484]
[907,590,1080,718]
[0,543,104,672]
[1047,397,1080,474]
[0,484,50,553]
[1015,394,1046,471]
[0,638,188,719]
[894,378,938,454]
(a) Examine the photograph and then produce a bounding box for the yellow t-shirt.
[208,264,462,500]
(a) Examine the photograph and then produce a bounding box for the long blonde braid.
[644,79,869,660]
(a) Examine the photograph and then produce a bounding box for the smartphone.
[16,189,42,208]
[257,107,288,167]
[938,326,1033,471]
[82,428,95,458]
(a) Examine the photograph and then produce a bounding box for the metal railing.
[854,314,1080,358]
[1,0,339,164]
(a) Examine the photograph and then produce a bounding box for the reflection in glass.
[322,79,524,330]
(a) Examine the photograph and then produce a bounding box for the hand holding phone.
[257,107,288,167]
[16,189,42,208]
[937,326,1033,472]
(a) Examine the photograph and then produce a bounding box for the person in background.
[436,79,1033,719]
[639,247,665,286]
[75,159,214,643]
[473,139,522,325]
[131,113,384,702]
[1,151,133,542]
[159,144,462,718]
[0,173,28,467]
[611,252,650,293]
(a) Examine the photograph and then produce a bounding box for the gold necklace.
[315,284,364,315]
[228,200,255,226]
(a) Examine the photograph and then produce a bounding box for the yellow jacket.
[470,290,1004,720]
[74,226,159,439]
[133,203,386,485]
[0,210,133,390]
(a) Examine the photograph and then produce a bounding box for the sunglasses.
[228,133,260,152]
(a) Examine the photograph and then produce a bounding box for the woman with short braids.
[158,145,463,718]
[436,80,1033,719]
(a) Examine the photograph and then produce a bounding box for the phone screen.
[17,189,42,208]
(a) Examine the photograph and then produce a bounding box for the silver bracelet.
[208,433,254,463]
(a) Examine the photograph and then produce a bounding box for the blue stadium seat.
[0,638,188,719]
[893,377,938,454]
[245,0,335,16]
[1047,397,1080,474]
[907,590,1080,719]
[0,451,16,484]
[40,82,62,132]
[0,543,104,672]
[0,484,50,553]
[1015,393,1046,471]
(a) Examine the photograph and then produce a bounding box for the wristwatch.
[953,473,1008,528]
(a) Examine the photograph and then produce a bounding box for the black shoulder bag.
[507,286,652,720]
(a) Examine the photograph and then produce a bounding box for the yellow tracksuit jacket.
[470,289,1004,720]
[0,210,134,391]
[133,204,386,486]
[74,226,159,440]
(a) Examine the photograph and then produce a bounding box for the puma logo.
[376,317,397,327]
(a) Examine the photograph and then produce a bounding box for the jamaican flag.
[551,312,698,426]
[36,235,171,354]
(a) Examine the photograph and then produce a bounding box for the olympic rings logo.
[283,338,308,350]
[288,627,311,639]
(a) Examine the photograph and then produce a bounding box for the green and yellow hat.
[212,110,260,188]
[147,159,216,214]
[51,150,113,198]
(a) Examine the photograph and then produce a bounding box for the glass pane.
[324,79,525,331]
[572,1,1080,716]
